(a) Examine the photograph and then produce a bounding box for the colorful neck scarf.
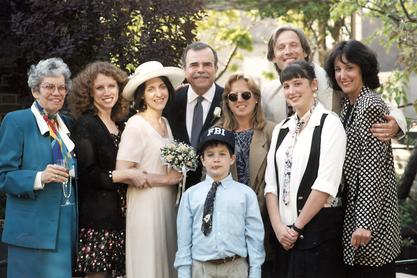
[35,101,72,166]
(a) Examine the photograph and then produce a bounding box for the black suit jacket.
[164,84,223,188]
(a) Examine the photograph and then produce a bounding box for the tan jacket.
[230,121,277,264]
[231,121,275,211]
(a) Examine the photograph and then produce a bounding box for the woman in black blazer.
[325,40,401,278]
[69,61,146,278]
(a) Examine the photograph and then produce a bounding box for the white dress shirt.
[264,102,346,225]
[186,84,216,139]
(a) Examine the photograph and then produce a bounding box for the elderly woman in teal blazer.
[0,58,76,278]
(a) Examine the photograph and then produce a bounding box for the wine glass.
[55,159,73,206]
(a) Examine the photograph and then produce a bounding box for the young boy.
[175,127,265,278]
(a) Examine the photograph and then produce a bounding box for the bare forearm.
[294,190,330,229]
[144,172,178,187]
[111,169,139,184]
[266,192,298,249]
[266,193,282,233]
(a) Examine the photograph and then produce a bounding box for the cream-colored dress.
[117,114,177,278]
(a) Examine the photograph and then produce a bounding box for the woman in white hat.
[116,61,184,278]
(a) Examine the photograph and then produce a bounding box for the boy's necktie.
[201,181,221,236]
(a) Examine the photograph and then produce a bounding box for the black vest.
[273,114,343,249]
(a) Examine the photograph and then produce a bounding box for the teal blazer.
[0,108,75,250]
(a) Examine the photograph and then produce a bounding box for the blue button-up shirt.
[174,174,265,278]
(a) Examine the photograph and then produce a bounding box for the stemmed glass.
[55,158,73,206]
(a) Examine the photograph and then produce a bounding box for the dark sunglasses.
[227,91,252,102]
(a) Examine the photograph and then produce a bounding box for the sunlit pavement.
[398,273,417,277]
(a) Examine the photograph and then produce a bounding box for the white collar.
[187,83,216,104]
[204,174,233,188]
[30,102,74,152]
[280,101,327,130]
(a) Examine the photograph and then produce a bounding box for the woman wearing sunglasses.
[216,74,276,277]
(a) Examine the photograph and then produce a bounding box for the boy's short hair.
[198,127,235,156]
[199,141,234,157]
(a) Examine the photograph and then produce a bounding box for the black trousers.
[274,236,346,278]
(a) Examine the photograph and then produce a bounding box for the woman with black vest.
[264,60,347,278]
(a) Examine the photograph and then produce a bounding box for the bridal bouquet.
[160,141,198,205]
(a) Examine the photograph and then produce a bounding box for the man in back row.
[164,42,223,188]
[262,26,407,138]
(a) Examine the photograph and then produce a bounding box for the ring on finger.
[55,174,58,179]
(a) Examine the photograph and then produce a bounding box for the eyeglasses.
[227,91,252,102]
[40,83,67,94]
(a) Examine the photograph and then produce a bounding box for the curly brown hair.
[68,61,129,122]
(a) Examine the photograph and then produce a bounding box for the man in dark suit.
[164,42,223,188]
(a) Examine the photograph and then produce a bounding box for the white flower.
[165,154,174,162]
[160,140,198,172]
[213,106,221,118]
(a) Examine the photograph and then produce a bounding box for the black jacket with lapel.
[164,84,223,188]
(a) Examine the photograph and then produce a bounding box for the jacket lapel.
[202,84,223,131]
[170,86,190,144]
[249,128,268,188]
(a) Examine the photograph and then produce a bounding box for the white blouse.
[264,102,346,225]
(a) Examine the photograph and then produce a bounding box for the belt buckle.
[225,255,236,263]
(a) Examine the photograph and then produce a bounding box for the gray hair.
[27,57,72,92]
[180,42,218,68]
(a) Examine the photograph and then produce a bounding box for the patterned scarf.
[35,101,72,165]
[282,100,317,205]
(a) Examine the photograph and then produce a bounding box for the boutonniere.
[213,107,222,119]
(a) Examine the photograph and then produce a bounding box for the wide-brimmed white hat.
[122,61,185,101]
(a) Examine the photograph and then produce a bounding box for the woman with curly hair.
[68,61,146,278]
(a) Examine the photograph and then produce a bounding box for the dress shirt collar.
[31,102,75,152]
[187,83,216,104]
[281,101,327,130]
[204,173,234,189]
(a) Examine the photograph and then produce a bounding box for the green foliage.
[262,70,277,81]
[219,0,348,63]
[197,9,255,50]
[134,0,204,69]
[380,70,409,106]
[333,0,417,111]
[6,0,203,91]
[399,197,417,246]
[196,9,256,79]
[332,0,417,75]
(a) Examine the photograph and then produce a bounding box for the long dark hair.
[325,40,380,91]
